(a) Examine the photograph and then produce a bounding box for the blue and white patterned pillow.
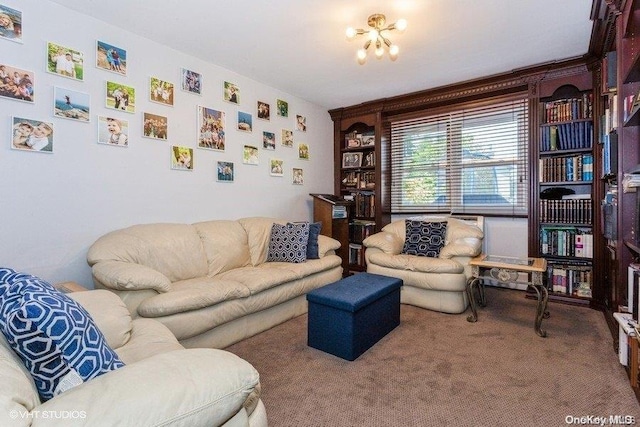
[267,222,310,263]
[0,269,125,401]
[401,220,448,257]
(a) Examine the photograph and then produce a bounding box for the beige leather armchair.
[363,216,484,314]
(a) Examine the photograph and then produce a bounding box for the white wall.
[0,1,334,286]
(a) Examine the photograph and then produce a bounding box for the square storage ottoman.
[306,272,402,361]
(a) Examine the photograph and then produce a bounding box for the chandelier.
[346,14,407,64]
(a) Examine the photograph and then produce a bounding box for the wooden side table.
[54,281,89,293]
[467,254,549,337]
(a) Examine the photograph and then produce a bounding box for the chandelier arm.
[382,37,392,47]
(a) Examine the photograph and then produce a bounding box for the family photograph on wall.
[11,116,53,153]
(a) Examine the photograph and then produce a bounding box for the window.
[390,94,529,216]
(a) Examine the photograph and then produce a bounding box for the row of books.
[351,192,375,218]
[539,198,593,224]
[546,262,592,297]
[349,220,375,244]
[539,154,593,183]
[601,132,618,177]
[541,94,593,124]
[539,121,593,152]
[540,227,593,258]
[341,171,375,189]
[348,243,365,267]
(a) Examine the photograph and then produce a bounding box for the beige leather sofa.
[0,289,267,427]
[363,216,484,314]
[87,217,343,348]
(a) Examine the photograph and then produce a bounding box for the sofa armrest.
[37,349,260,427]
[362,232,403,255]
[68,290,132,350]
[92,260,171,293]
[317,235,341,258]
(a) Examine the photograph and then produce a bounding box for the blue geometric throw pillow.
[401,220,448,257]
[0,269,125,401]
[267,222,310,263]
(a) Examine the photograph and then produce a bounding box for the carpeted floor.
[226,287,640,427]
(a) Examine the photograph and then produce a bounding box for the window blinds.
[390,94,529,215]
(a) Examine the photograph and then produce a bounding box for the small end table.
[467,254,549,337]
[54,281,88,293]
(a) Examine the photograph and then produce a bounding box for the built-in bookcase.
[535,79,596,302]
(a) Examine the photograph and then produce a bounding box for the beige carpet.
[226,287,640,426]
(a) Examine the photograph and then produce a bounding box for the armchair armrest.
[38,349,260,427]
[91,260,171,293]
[317,235,341,258]
[439,238,482,259]
[363,232,404,255]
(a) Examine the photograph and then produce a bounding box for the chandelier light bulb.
[375,45,384,58]
[357,48,367,61]
[395,18,408,32]
[369,29,379,42]
[389,44,399,57]
[346,27,356,40]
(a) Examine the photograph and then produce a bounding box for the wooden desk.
[467,254,548,337]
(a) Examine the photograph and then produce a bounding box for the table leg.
[466,277,480,323]
[530,284,548,338]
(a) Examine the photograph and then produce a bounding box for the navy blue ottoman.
[306,273,402,361]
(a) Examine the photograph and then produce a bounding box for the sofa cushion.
[401,220,448,257]
[87,223,208,282]
[445,217,484,244]
[267,222,310,263]
[137,277,250,317]
[290,221,322,259]
[239,217,287,265]
[0,271,124,401]
[193,220,252,276]
[218,265,300,295]
[367,252,465,274]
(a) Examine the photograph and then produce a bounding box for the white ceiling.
[48,0,594,110]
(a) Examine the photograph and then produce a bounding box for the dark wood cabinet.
[310,194,351,276]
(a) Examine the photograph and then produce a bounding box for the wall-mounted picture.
[342,151,362,168]
[237,111,252,132]
[257,101,270,121]
[299,143,310,160]
[181,68,201,95]
[0,63,34,103]
[0,4,22,43]
[143,112,167,140]
[97,116,128,147]
[197,106,225,151]
[270,159,284,177]
[281,129,293,147]
[296,115,307,132]
[11,116,53,153]
[171,145,193,170]
[105,81,135,113]
[276,99,288,117]
[96,41,126,75]
[217,161,234,182]
[47,42,83,81]
[223,81,239,104]
[150,77,174,106]
[263,131,276,150]
[243,145,259,165]
[53,87,90,122]
[292,168,304,185]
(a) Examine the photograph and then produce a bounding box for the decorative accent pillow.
[0,270,125,401]
[267,222,310,263]
[289,221,322,259]
[401,220,448,257]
